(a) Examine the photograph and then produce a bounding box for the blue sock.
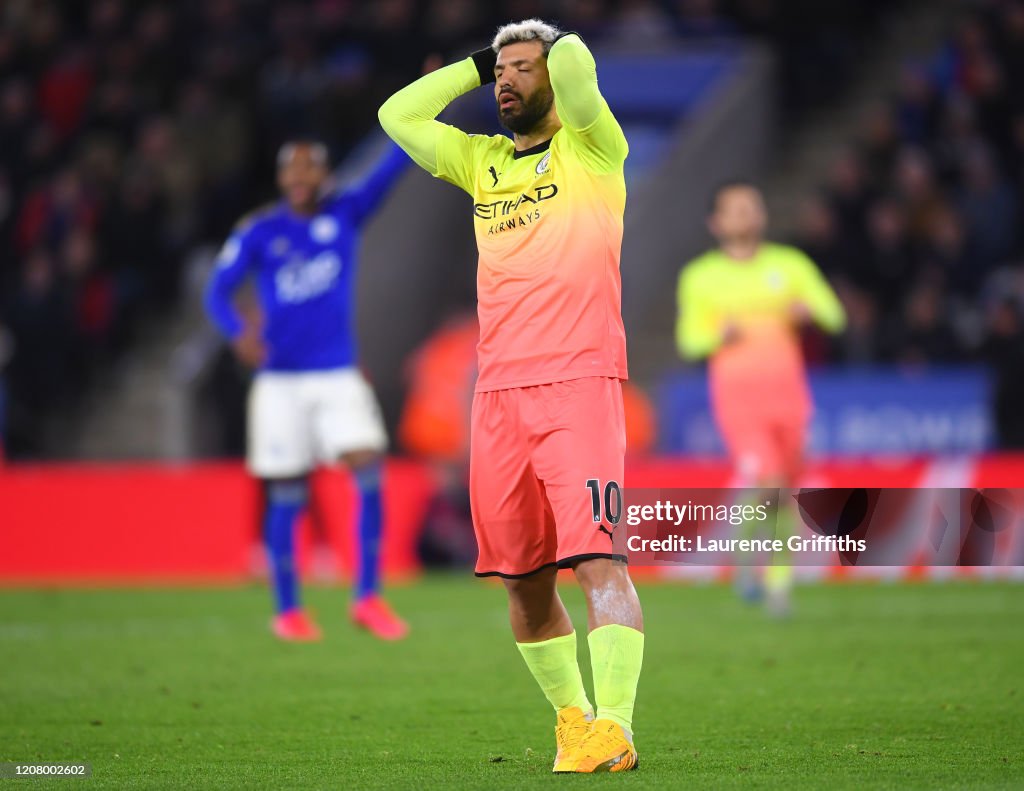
[353,463,383,601]
[264,479,308,615]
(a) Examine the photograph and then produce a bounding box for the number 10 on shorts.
[586,479,622,525]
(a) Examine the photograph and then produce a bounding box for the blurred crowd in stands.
[793,0,1024,444]
[1,0,1016,457]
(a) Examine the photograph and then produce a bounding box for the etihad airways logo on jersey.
[275,251,341,304]
[473,184,558,220]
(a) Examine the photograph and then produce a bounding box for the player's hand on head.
[470,45,497,85]
[232,330,268,368]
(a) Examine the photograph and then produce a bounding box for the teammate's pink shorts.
[470,377,626,578]
[714,402,808,483]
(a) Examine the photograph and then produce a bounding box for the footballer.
[380,19,644,773]
[205,140,410,642]
[676,182,846,614]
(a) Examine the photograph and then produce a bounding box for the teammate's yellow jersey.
[676,243,846,415]
[379,35,629,392]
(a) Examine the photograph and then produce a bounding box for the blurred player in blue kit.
[205,139,410,641]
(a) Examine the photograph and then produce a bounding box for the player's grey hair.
[491,18,563,55]
[277,140,329,169]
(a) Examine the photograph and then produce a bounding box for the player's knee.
[571,556,621,589]
[502,576,546,601]
[264,476,310,506]
[575,559,636,602]
[504,580,561,634]
[503,568,557,606]
[575,560,642,627]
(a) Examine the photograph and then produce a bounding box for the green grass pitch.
[1,577,1022,790]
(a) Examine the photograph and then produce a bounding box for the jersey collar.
[512,137,552,160]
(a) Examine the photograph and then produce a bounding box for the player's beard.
[497,86,555,135]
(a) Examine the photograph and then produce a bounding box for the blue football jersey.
[205,144,409,371]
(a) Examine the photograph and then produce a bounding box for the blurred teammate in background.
[380,18,644,774]
[204,140,410,642]
[676,182,846,615]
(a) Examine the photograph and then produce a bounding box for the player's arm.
[378,57,485,193]
[204,225,266,366]
[789,251,847,334]
[676,265,724,360]
[346,143,412,226]
[547,33,628,173]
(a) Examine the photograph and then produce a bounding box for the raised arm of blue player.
[346,142,412,227]
[204,226,257,339]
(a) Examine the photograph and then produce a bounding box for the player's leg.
[725,418,799,615]
[505,565,573,641]
[263,477,321,640]
[470,388,592,771]
[342,447,407,639]
[527,377,643,772]
[503,566,595,772]
[572,557,643,770]
[715,401,780,603]
[761,416,809,617]
[342,448,384,602]
[314,368,406,639]
[503,564,590,715]
[248,373,320,641]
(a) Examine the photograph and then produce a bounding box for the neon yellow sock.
[764,563,792,593]
[765,499,794,594]
[516,631,592,714]
[587,624,644,733]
